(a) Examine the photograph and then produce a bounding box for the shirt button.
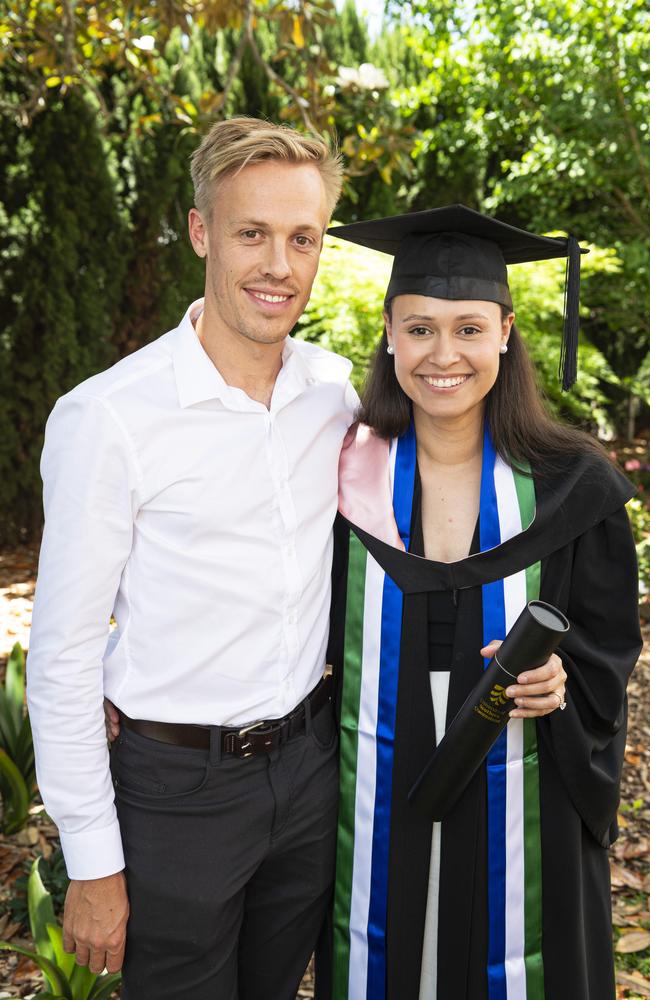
[306,377,316,386]
[287,612,297,625]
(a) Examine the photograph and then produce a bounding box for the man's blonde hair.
[190,117,343,219]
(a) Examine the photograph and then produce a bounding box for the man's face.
[189,160,330,346]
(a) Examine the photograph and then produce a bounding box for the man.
[27,116,357,999]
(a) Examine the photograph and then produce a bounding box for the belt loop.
[209,726,222,765]
[304,695,313,736]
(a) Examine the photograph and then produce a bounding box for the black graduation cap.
[328,204,587,390]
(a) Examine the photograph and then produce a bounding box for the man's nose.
[261,240,291,280]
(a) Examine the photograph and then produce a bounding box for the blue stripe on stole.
[366,422,416,999]
[480,426,508,1000]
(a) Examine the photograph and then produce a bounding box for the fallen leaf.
[38,832,53,859]
[616,969,650,997]
[616,930,650,953]
[611,862,645,890]
[14,826,39,846]
[0,921,23,941]
[612,912,642,927]
[624,838,650,859]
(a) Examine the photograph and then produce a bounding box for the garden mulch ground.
[0,546,648,998]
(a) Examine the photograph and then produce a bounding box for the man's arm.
[27,391,139,965]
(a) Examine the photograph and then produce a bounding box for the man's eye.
[242,230,260,239]
[294,235,313,247]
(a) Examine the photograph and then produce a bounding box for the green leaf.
[14,714,36,789]
[0,748,30,833]
[46,924,76,981]
[69,960,97,1000]
[0,940,72,998]
[28,857,57,959]
[5,642,25,727]
[87,972,122,1000]
[0,687,19,756]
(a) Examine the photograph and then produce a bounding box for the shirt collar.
[172,299,314,410]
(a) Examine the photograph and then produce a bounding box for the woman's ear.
[383,310,393,349]
[501,311,515,349]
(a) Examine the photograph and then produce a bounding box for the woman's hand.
[104,698,120,742]
[480,639,567,719]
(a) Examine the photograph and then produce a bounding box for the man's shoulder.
[289,337,353,384]
[63,331,176,408]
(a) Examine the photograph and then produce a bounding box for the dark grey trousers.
[111,699,338,1000]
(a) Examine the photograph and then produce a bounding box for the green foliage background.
[0,0,648,546]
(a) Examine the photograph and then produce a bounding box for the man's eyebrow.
[231,219,322,233]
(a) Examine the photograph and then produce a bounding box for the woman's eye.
[409,326,431,336]
[459,326,480,336]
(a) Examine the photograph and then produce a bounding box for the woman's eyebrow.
[401,312,489,322]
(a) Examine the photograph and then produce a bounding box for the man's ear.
[188,208,209,259]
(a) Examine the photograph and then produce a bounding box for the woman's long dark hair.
[360,308,606,472]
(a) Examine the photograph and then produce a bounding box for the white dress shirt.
[27,300,357,880]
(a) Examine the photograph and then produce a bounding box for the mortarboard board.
[328,204,587,390]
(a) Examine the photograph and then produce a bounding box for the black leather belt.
[119,674,332,759]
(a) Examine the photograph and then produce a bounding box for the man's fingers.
[75,945,90,968]
[62,929,75,954]
[88,948,107,975]
[106,942,126,974]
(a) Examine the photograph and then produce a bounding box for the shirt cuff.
[59,820,125,880]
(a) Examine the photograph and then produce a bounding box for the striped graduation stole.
[481,427,544,1000]
[333,422,544,1000]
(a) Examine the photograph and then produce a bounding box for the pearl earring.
[499,344,508,354]
[387,345,395,355]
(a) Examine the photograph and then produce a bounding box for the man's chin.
[239,320,299,346]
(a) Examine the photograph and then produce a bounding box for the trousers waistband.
[119,674,332,758]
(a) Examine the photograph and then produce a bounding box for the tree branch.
[610,187,650,238]
[219,21,250,112]
[243,1,318,133]
[60,0,77,78]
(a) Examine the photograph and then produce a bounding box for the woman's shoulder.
[532,445,635,524]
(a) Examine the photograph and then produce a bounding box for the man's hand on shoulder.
[63,871,129,974]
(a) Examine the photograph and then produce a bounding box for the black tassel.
[559,235,581,390]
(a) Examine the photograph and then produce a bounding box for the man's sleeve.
[27,392,140,879]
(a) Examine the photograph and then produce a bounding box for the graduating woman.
[325,206,642,1000]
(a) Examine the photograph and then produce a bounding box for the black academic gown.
[324,450,642,1000]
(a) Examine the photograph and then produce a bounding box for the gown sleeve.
[541,504,642,848]
[326,513,351,719]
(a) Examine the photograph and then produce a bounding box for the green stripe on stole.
[333,531,367,999]
[514,465,545,1000]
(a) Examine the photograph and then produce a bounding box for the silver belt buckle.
[236,720,275,758]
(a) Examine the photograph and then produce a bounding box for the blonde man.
[28,117,357,999]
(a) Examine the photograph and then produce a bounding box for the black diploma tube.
[408,600,570,821]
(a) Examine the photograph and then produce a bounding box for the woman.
[324,206,641,1000]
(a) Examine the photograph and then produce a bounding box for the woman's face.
[385,295,514,425]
